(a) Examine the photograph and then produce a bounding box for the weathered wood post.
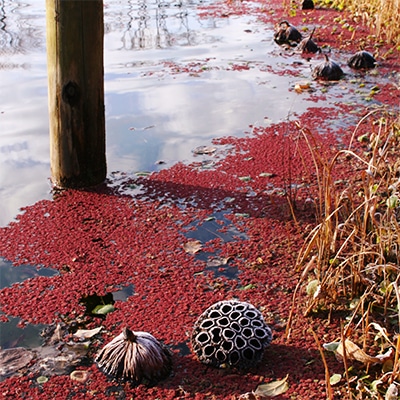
[46,0,106,188]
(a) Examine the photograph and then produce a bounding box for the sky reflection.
[0,0,323,227]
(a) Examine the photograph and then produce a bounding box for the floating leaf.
[206,257,231,267]
[92,304,115,315]
[135,171,151,177]
[36,376,48,384]
[259,172,276,178]
[235,213,250,218]
[73,327,102,339]
[329,373,341,385]
[239,176,252,182]
[254,375,289,397]
[183,240,202,254]
[192,146,216,155]
[239,283,257,290]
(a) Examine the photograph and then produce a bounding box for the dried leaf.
[254,375,289,397]
[192,146,216,155]
[385,383,398,400]
[73,327,103,339]
[206,257,231,267]
[183,240,202,254]
[335,339,394,365]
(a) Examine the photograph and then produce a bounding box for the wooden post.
[46,0,106,188]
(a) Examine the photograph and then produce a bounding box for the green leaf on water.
[92,304,115,315]
[239,283,257,290]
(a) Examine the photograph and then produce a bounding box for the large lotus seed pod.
[274,21,303,45]
[347,51,377,69]
[96,327,172,384]
[297,28,320,54]
[312,54,343,81]
[191,300,272,369]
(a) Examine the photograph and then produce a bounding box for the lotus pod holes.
[95,327,172,384]
[191,300,272,369]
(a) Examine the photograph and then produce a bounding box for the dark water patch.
[0,316,48,349]
[0,257,59,289]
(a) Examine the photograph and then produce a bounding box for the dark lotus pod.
[312,54,343,80]
[274,21,303,45]
[96,327,172,384]
[297,28,320,54]
[191,300,272,369]
[347,51,377,69]
[302,0,314,9]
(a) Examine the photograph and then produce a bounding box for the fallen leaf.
[254,375,289,397]
[192,146,216,155]
[385,383,398,400]
[206,256,231,267]
[73,327,102,339]
[334,339,394,365]
[183,240,202,254]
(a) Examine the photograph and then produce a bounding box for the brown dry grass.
[290,108,400,397]
[316,0,400,46]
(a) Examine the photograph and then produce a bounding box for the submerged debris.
[0,347,34,379]
[274,21,303,46]
[312,54,344,80]
[347,50,377,69]
[96,327,172,384]
[191,300,272,369]
[297,28,320,54]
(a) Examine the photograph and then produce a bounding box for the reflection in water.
[106,0,193,50]
[0,0,44,56]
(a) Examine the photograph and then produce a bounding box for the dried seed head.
[95,327,172,384]
[312,55,343,81]
[347,51,377,69]
[191,300,272,369]
[274,21,303,45]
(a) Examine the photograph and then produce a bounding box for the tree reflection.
[0,0,44,58]
[105,0,194,50]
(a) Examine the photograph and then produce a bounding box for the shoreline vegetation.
[315,0,400,46]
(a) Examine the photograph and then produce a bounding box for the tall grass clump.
[289,108,400,397]
[316,0,400,46]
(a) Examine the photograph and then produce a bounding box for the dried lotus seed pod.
[191,300,272,369]
[274,21,303,45]
[297,28,320,54]
[96,327,172,384]
[312,54,343,81]
[347,50,377,69]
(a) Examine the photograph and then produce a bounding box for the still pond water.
[0,0,328,228]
